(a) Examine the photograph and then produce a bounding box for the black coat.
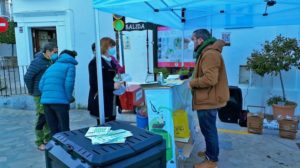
[24,52,52,96]
[88,57,116,119]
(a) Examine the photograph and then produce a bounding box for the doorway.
[31,27,57,56]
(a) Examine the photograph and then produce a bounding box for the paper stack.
[162,79,185,86]
[85,127,133,145]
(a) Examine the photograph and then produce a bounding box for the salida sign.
[0,17,9,33]
[125,22,155,31]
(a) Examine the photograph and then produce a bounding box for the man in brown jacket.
[189,29,229,168]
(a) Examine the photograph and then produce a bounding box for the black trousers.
[35,114,47,130]
[44,104,70,136]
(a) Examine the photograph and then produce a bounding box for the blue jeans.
[197,109,219,162]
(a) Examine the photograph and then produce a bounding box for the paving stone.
[1,108,300,168]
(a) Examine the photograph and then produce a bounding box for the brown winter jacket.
[190,40,229,110]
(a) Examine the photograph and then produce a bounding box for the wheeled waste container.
[45,121,166,168]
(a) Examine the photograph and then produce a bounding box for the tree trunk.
[279,71,286,101]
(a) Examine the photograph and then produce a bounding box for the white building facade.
[212,25,300,115]
[12,0,300,115]
[12,0,114,107]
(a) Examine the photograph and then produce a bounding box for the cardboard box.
[176,137,194,159]
[247,112,264,134]
[176,137,192,148]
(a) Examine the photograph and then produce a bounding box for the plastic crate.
[45,121,166,168]
[119,85,144,111]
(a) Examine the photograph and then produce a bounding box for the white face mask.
[188,41,194,50]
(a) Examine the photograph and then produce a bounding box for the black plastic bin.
[218,86,243,123]
[45,121,166,168]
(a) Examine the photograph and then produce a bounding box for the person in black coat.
[88,37,123,125]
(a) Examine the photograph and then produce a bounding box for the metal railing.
[0,59,28,96]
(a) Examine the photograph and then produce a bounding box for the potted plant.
[246,35,300,118]
[177,68,191,80]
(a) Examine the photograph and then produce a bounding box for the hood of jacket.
[202,40,226,54]
[57,53,78,65]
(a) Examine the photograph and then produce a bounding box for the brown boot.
[194,160,218,168]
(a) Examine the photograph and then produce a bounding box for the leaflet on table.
[85,127,133,145]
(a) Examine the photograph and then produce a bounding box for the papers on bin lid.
[85,127,133,145]
[85,127,111,137]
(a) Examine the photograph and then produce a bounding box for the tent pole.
[94,9,105,125]
[181,30,184,67]
[120,31,125,67]
[146,29,150,74]
[115,31,120,61]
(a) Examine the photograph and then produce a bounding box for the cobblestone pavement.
[0,108,300,168]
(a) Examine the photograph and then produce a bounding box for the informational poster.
[157,27,195,67]
[222,32,231,46]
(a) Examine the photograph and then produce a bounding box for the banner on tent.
[125,22,156,31]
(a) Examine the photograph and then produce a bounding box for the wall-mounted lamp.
[263,0,276,16]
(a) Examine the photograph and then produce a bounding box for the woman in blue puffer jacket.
[39,50,78,136]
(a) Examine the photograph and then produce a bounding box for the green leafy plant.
[177,68,189,76]
[0,20,16,56]
[266,96,296,106]
[246,35,300,106]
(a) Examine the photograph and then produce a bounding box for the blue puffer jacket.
[39,53,78,104]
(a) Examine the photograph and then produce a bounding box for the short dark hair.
[59,50,78,58]
[91,43,95,52]
[42,42,57,53]
[193,29,211,41]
